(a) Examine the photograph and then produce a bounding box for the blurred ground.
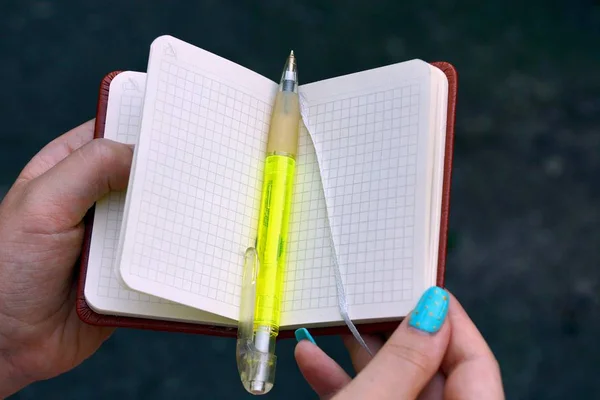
[1,0,600,399]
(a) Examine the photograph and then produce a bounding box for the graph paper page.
[116,36,347,325]
[297,60,435,321]
[116,36,438,326]
[117,36,280,320]
[85,71,233,325]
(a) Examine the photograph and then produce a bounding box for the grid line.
[299,82,423,306]
[115,59,425,314]
[96,92,172,304]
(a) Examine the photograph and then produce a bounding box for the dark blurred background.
[2,0,600,399]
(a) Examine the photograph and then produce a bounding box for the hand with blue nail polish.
[294,287,505,399]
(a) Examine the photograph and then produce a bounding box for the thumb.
[337,286,451,400]
[22,138,133,232]
[294,334,352,399]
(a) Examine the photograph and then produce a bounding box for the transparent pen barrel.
[254,154,295,334]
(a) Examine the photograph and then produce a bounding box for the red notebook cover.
[76,62,457,339]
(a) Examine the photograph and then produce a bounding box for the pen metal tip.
[285,50,296,72]
[280,49,298,91]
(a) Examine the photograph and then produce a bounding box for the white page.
[297,60,434,322]
[115,35,440,327]
[116,37,342,326]
[85,71,233,326]
[425,67,449,286]
[117,36,277,320]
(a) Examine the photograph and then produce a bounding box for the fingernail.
[408,286,449,333]
[295,328,316,345]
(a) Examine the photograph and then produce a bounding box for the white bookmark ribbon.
[298,91,373,357]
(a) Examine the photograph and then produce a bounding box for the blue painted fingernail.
[295,328,316,345]
[408,286,449,333]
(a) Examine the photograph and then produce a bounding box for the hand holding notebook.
[77,35,457,340]
[0,34,476,398]
[0,119,133,398]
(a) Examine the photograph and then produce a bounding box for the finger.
[341,333,385,373]
[417,372,445,400]
[294,329,351,399]
[337,286,451,400]
[346,333,445,399]
[18,119,96,182]
[21,138,133,232]
[442,294,505,399]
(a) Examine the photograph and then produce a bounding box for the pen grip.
[266,91,300,156]
[254,154,295,334]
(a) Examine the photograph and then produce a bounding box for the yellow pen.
[236,51,300,395]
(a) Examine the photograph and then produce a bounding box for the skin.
[294,293,506,399]
[0,119,504,399]
[0,120,132,397]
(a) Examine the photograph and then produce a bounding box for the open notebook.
[78,35,456,336]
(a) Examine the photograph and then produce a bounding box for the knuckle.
[13,181,39,217]
[83,139,118,167]
[15,183,65,232]
[385,341,431,373]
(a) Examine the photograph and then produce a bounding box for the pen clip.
[236,247,277,395]
[237,247,259,345]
